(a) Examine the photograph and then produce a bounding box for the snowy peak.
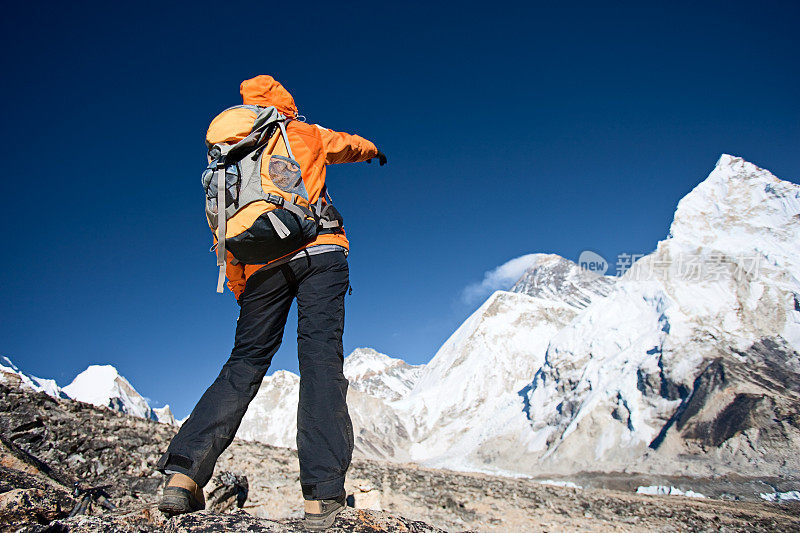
[236,358,422,461]
[510,254,616,309]
[344,348,404,376]
[344,348,424,401]
[262,369,300,389]
[237,353,422,456]
[63,365,157,422]
[379,155,800,477]
[514,155,800,476]
[669,154,800,266]
[237,370,300,448]
[0,359,177,426]
[153,405,176,426]
[0,356,66,399]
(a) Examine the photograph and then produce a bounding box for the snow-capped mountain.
[0,356,67,399]
[375,155,798,478]
[233,154,799,479]
[346,154,797,478]
[63,365,176,425]
[512,155,800,477]
[0,359,177,426]
[510,254,616,308]
[153,405,177,426]
[344,348,424,401]
[236,370,299,448]
[343,348,423,460]
[235,348,423,460]
[395,288,584,468]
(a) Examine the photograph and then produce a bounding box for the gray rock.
[164,508,448,532]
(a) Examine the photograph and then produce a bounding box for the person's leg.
[157,266,295,487]
[292,251,353,501]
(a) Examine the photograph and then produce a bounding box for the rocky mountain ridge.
[0,357,66,400]
[0,360,177,427]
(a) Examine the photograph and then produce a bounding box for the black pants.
[156,250,354,500]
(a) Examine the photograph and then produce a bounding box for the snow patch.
[637,486,706,498]
[760,490,800,502]
[538,480,583,489]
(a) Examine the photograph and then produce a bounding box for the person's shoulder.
[288,120,323,138]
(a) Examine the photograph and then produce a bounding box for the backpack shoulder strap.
[277,119,295,160]
[215,159,227,293]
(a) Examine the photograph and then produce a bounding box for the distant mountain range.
[4,154,798,480]
[0,359,176,426]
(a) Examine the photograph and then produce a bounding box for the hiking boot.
[303,492,346,531]
[158,473,206,516]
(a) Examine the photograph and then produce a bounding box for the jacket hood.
[240,75,298,118]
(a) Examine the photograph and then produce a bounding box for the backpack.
[201,105,341,292]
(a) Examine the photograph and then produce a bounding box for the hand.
[367,151,387,166]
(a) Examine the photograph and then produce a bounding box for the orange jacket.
[216,75,379,300]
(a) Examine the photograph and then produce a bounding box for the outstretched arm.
[317,125,380,165]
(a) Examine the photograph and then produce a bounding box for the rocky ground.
[1,384,798,532]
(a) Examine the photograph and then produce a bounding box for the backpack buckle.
[270,194,285,207]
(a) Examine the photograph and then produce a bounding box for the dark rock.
[676,359,728,431]
[164,508,449,532]
[0,487,73,529]
[207,472,248,513]
[684,393,768,446]
[650,359,727,449]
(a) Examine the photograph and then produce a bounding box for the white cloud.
[461,254,543,304]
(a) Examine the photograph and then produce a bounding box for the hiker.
[156,74,386,530]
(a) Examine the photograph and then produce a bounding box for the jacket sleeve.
[225,251,246,301]
[316,125,379,165]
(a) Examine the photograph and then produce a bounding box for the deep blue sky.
[1,1,797,417]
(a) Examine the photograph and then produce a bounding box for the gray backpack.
[201,105,340,292]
